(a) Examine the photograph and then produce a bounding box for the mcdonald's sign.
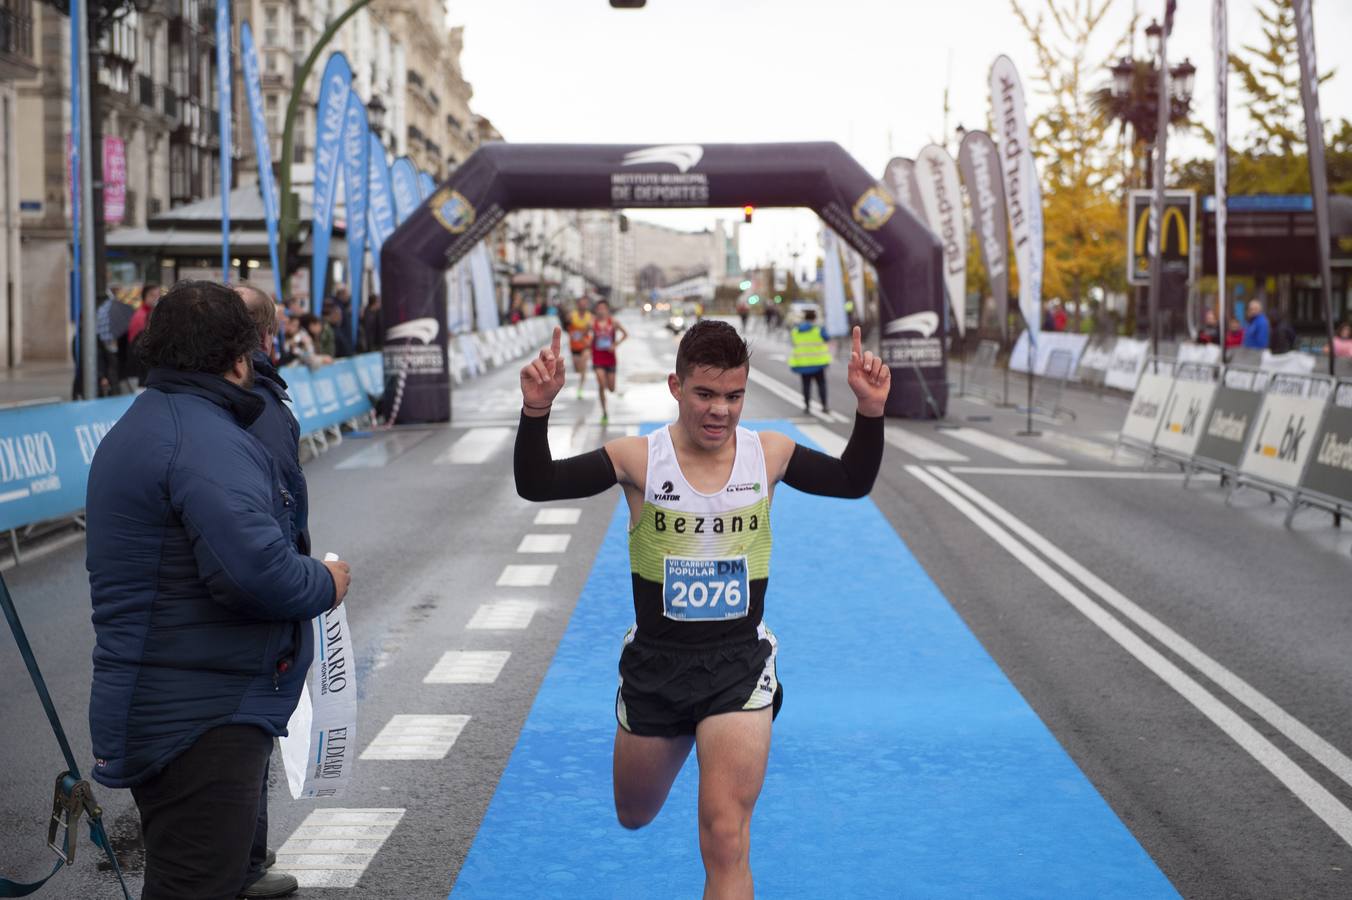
[1127,190,1197,286]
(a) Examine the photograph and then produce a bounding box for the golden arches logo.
[1134,205,1189,257]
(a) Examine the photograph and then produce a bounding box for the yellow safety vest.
[788,325,831,370]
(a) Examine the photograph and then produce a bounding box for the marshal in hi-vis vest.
[628,425,773,646]
[789,325,831,370]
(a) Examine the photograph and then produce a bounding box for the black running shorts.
[615,628,783,738]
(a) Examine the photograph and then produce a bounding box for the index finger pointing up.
[852,325,862,359]
[550,326,562,358]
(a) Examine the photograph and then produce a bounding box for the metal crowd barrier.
[447,318,553,385]
[1117,357,1352,544]
[0,353,387,564]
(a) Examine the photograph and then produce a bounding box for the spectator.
[126,283,162,385]
[361,294,383,352]
[1268,309,1298,354]
[1042,304,1056,332]
[307,311,337,361]
[283,313,315,367]
[295,314,332,368]
[86,280,349,900]
[324,303,352,358]
[1051,302,1068,333]
[1325,322,1352,359]
[1225,315,1244,348]
[234,282,310,899]
[1198,308,1221,344]
[1242,300,1270,350]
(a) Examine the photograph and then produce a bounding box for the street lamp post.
[1104,3,1194,354]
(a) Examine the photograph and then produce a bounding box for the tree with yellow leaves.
[1009,0,1132,331]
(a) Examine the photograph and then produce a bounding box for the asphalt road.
[2,311,1351,898]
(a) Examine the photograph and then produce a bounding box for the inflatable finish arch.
[378,142,945,423]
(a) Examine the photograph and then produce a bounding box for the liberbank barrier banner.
[1194,368,1265,470]
[915,144,966,337]
[957,130,1009,342]
[0,396,133,533]
[1300,382,1352,508]
[282,356,379,434]
[1105,338,1150,392]
[280,599,357,799]
[1238,375,1331,490]
[1155,364,1219,460]
[311,53,353,310]
[1009,331,1089,376]
[1120,368,1174,447]
[379,142,944,423]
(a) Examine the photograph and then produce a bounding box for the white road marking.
[797,424,847,457]
[274,808,405,888]
[746,368,849,423]
[424,650,511,684]
[1039,429,1139,466]
[496,564,556,587]
[467,600,538,629]
[534,508,582,525]
[910,464,1352,848]
[517,533,572,553]
[360,714,471,760]
[334,432,430,470]
[944,427,1065,465]
[947,467,1184,479]
[884,426,970,462]
[437,427,511,464]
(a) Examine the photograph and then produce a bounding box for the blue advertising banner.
[311,53,353,311]
[69,0,82,349]
[366,133,396,280]
[390,156,420,224]
[341,92,369,348]
[418,171,435,201]
[0,396,134,533]
[240,21,283,300]
[354,352,384,399]
[284,365,320,433]
[331,359,367,418]
[216,0,232,280]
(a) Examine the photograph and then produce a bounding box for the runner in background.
[589,299,628,426]
[566,296,594,398]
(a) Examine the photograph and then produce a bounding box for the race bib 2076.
[662,556,749,622]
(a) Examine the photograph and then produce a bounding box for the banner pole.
[75,0,96,400]
[1017,339,1040,437]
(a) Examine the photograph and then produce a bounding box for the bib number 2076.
[662,556,749,622]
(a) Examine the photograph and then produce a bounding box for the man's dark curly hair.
[136,280,257,375]
[675,319,751,379]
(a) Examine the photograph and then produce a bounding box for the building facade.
[0,0,36,368]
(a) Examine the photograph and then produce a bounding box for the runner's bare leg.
[695,708,772,900]
[613,728,695,829]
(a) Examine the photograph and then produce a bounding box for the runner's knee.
[615,799,658,831]
[698,810,749,866]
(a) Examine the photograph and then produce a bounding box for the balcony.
[0,0,36,79]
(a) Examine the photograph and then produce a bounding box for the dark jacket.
[87,368,334,788]
[249,352,309,556]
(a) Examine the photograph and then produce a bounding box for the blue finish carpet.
[453,422,1176,898]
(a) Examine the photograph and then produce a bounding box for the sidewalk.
[0,360,75,408]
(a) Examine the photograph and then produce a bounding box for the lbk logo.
[1253,411,1308,462]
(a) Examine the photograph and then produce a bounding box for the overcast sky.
[448,0,1352,272]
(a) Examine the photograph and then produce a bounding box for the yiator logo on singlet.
[653,479,681,501]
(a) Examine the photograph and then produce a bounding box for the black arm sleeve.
[782,412,884,499]
[514,410,619,501]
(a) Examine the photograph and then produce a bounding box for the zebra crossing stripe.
[274,808,405,888]
[424,650,511,684]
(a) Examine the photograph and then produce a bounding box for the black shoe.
[239,870,298,898]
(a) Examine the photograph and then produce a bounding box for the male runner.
[589,299,628,426]
[514,319,888,899]
[565,297,594,398]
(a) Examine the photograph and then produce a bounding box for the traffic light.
[743,205,754,224]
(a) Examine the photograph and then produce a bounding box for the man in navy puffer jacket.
[87,281,351,900]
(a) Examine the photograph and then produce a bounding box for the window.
[266,51,279,74]
[263,5,280,45]
[265,93,281,138]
